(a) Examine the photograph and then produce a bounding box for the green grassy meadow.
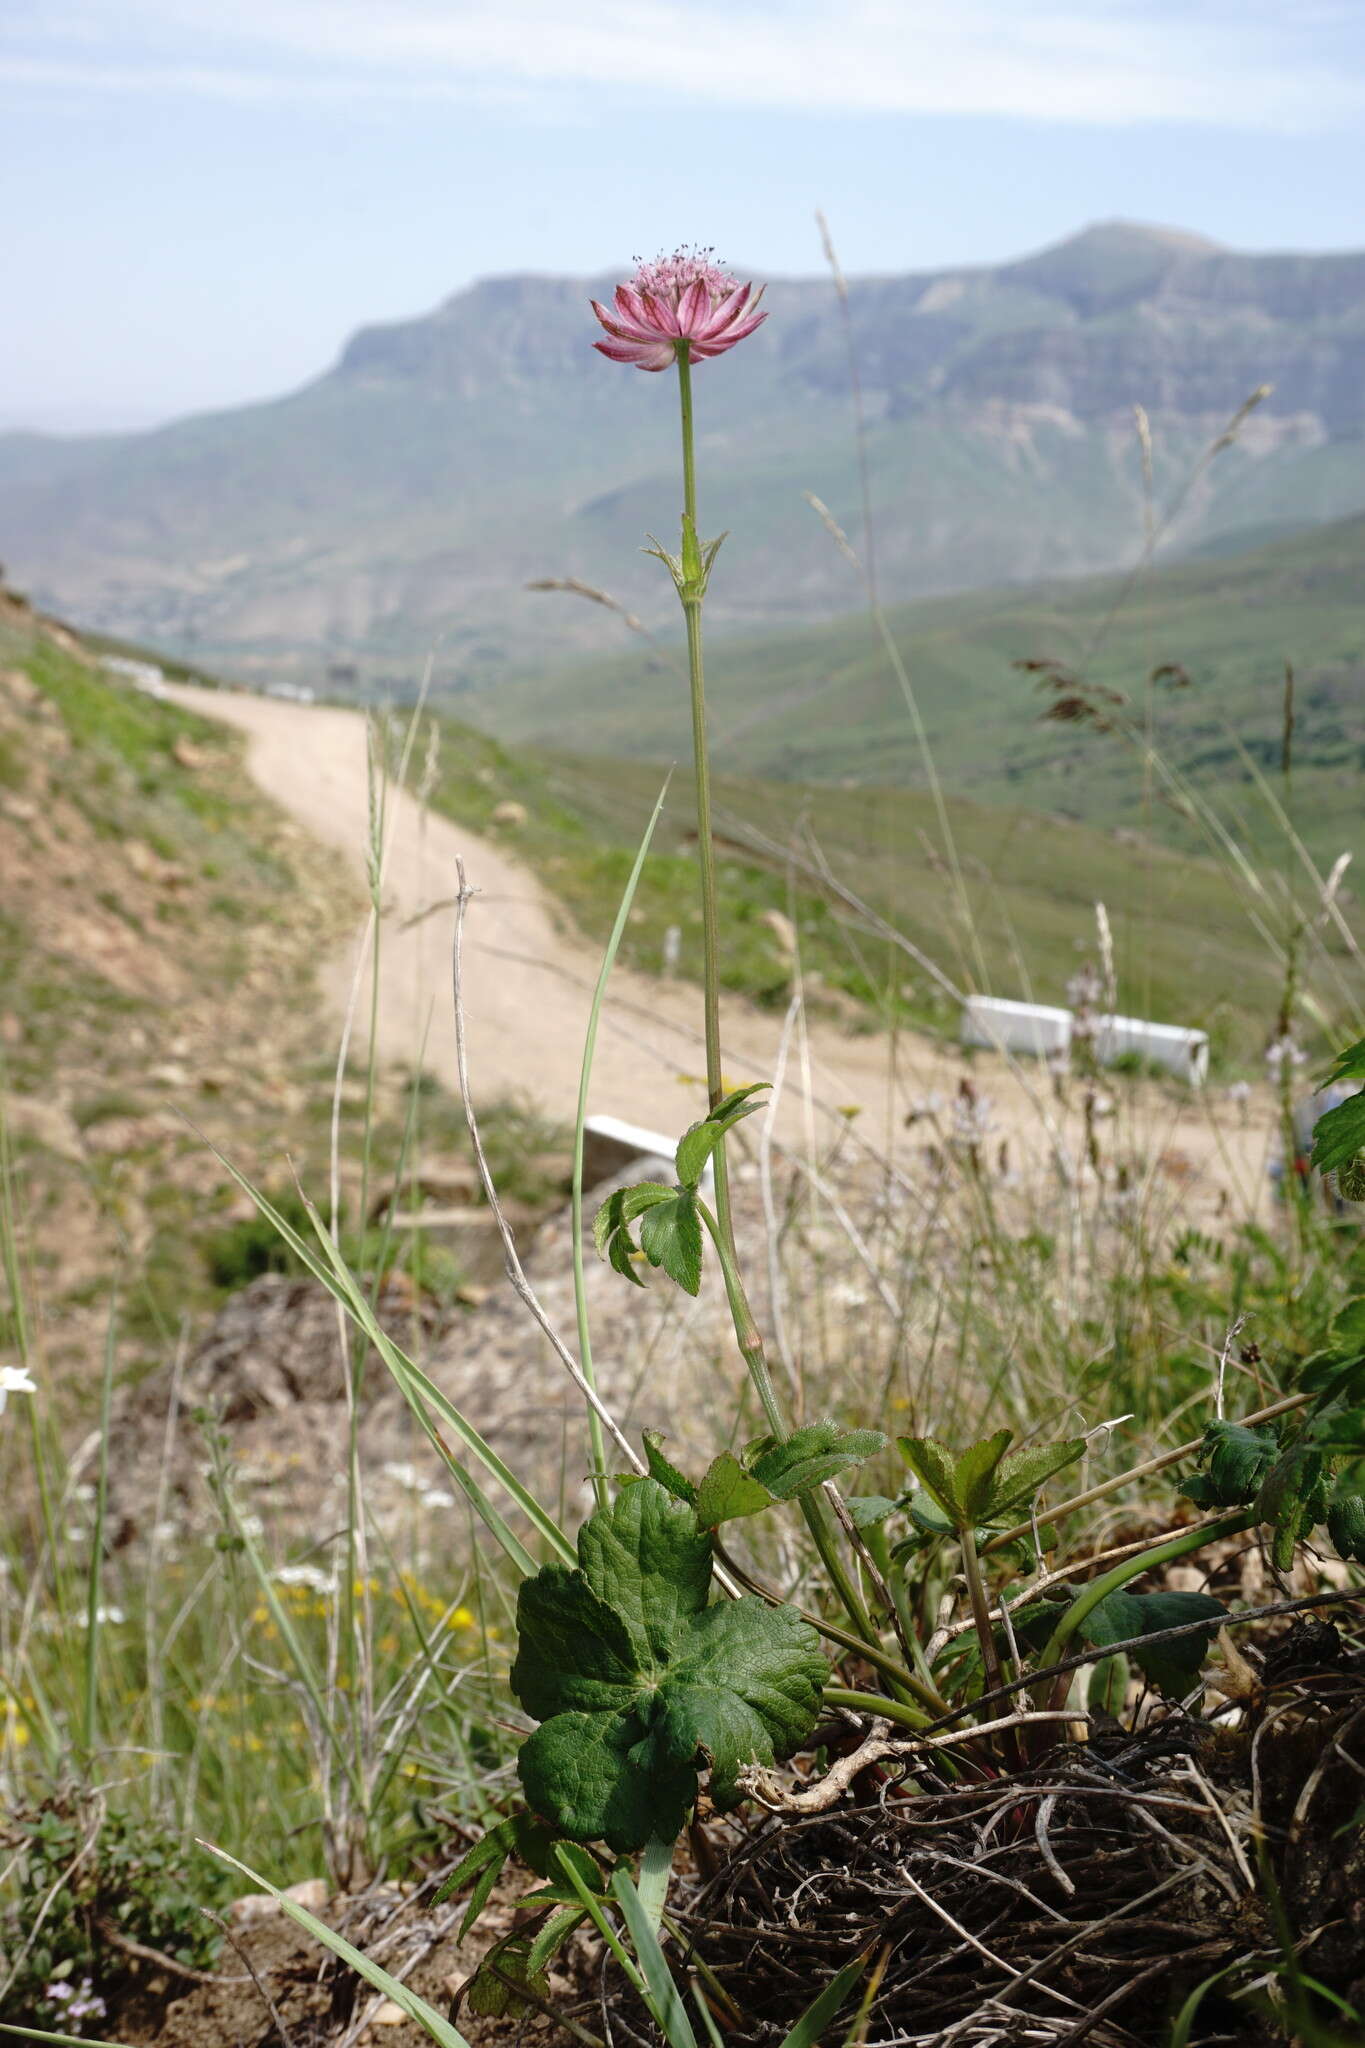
[483,513,1365,871]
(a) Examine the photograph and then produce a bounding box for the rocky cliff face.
[2,223,1362,686]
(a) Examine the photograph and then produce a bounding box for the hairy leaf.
[1180,1419,1279,1509]
[512,1480,826,1851]
[695,1452,773,1528]
[640,1429,698,1506]
[844,1494,900,1529]
[749,1421,887,1500]
[1084,1589,1225,1697]
[1327,1491,1365,1563]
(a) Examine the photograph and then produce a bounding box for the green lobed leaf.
[1083,1589,1225,1697]
[952,1429,1014,1522]
[897,1435,964,1525]
[576,1479,713,1669]
[513,1481,826,1852]
[985,1437,1087,1518]
[595,1183,678,1288]
[750,1421,887,1500]
[1311,1093,1365,1175]
[638,1189,704,1295]
[694,1452,774,1528]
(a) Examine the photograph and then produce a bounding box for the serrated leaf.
[1083,1589,1225,1697]
[641,1429,698,1506]
[675,1118,728,1191]
[608,1228,647,1287]
[1311,1092,1365,1175]
[1324,1036,1365,1086]
[1255,1441,1329,1570]
[513,1480,826,1852]
[695,1451,774,1528]
[952,1429,1013,1522]
[675,1088,769,1189]
[897,1435,964,1524]
[750,1421,887,1500]
[985,1437,1087,1518]
[638,1189,703,1295]
[1329,1297,1365,1361]
[432,1817,516,1916]
[711,1082,770,1121]
[594,1183,676,1280]
[844,1494,899,1529]
[525,1905,588,1978]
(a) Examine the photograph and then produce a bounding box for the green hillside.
[483,513,1365,869]
[425,714,1347,1072]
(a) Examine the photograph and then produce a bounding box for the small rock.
[150,1062,190,1089]
[371,2002,407,2027]
[172,737,213,771]
[491,799,527,828]
[1,793,38,823]
[228,1875,329,1925]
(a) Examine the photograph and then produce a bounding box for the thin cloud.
[9,0,1364,129]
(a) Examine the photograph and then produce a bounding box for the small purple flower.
[592,247,767,372]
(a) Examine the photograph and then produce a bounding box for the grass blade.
[610,1868,698,2048]
[572,776,670,1509]
[191,1137,569,1571]
[200,1843,472,2047]
[778,1953,870,2048]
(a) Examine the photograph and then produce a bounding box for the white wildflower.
[274,1563,333,1592]
[1265,1033,1307,1075]
[0,1364,37,1418]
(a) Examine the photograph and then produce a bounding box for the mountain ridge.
[2,220,1362,688]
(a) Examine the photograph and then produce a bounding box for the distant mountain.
[2,222,1364,689]
[485,513,1365,870]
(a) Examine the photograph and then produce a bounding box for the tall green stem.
[674,350,881,1654]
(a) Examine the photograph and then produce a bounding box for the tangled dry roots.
[666,1671,1365,2048]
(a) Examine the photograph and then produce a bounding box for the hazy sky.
[5,1,1364,432]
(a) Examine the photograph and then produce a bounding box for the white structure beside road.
[961,993,1208,1084]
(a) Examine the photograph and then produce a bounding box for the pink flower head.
[591,247,767,372]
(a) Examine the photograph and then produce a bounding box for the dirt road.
[167,683,1274,1207]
